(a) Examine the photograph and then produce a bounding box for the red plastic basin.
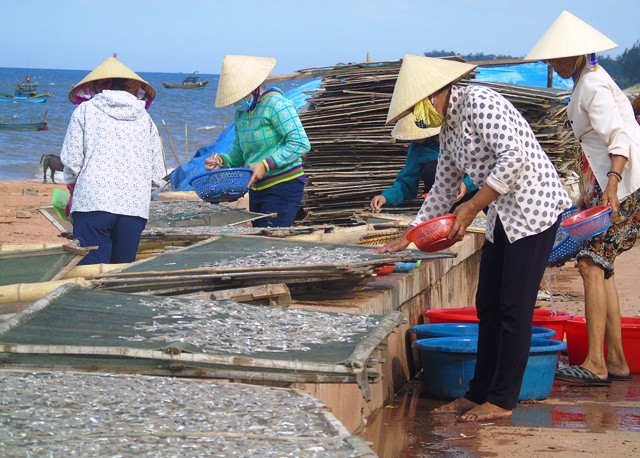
[424,307,571,341]
[406,214,456,253]
[565,316,640,374]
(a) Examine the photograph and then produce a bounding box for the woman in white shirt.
[379,55,572,421]
[62,55,165,265]
[527,11,640,385]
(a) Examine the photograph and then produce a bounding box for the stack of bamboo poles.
[298,60,580,226]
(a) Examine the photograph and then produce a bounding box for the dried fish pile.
[298,60,580,226]
[0,371,375,457]
[204,245,379,268]
[124,295,380,355]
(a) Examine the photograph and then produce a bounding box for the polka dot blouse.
[412,84,572,243]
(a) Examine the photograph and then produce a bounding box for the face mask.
[413,97,445,128]
[234,96,252,112]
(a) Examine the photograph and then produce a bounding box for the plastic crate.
[548,230,580,266]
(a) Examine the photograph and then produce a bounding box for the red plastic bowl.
[565,316,640,373]
[407,214,456,253]
[561,205,610,227]
[424,307,572,341]
[560,205,612,242]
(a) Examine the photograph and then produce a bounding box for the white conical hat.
[391,113,440,141]
[525,10,617,61]
[215,55,276,108]
[68,55,155,106]
[386,55,476,125]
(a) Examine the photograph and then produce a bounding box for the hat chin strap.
[570,55,587,81]
[247,87,261,111]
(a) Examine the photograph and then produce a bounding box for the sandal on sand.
[555,366,611,386]
[607,372,633,381]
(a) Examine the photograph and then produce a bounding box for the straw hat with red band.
[68,54,156,109]
[525,10,617,61]
[386,55,477,126]
[215,55,276,108]
[391,113,441,141]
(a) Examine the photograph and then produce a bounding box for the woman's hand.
[370,195,387,212]
[603,179,620,218]
[375,230,411,253]
[204,154,223,171]
[450,186,498,241]
[449,201,477,242]
[248,161,267,187]
[576,192,589,210]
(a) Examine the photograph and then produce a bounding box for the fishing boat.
[0,75,53,103]
[0,110,48,131]
[162,72,209,90]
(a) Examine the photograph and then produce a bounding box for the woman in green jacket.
[205,55,310,227]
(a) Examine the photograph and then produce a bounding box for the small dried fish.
[0,372,374,457]
[116,296,380,355]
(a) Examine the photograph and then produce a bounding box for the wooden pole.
[161,119,181,166]
[184,121,189,162]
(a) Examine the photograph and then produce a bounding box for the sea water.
[0,67,302,181]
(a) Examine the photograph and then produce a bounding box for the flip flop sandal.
[607,372,633,381]
[555,365,611,386]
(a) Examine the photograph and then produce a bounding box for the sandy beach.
[0,180,68,245]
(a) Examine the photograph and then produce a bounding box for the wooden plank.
[210,283,292,306]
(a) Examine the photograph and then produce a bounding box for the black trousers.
[464,216,560,410]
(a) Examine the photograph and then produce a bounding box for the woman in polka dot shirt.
[380,55,572,422]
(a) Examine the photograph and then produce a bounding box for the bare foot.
[433,397,477,414]
[459,402,512,422]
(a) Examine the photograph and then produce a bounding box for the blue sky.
[3,1,638,75]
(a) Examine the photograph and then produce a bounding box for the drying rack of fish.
[296,59,580,226]
[141,224,333,244]
[90,235,455,295]
[0,284,405,398]
[38,200,273,245]
[145,200,269,228]
[0,371,376,457]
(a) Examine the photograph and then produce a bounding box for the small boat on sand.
[162,72,209,90]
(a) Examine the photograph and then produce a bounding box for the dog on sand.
[40,154,64,183]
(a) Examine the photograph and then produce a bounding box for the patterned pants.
[578,182,640,279]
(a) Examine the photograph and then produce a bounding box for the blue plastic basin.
[414,336,567,401]
[410,323,556,340]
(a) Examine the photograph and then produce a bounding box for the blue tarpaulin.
[168,78,322,191]
[474,62,574,90]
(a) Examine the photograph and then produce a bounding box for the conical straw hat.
[215,55,276,108]
[525,10,617,61]
[68,55,155,107]
[391,113,441,141]
[386,55,476,125]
